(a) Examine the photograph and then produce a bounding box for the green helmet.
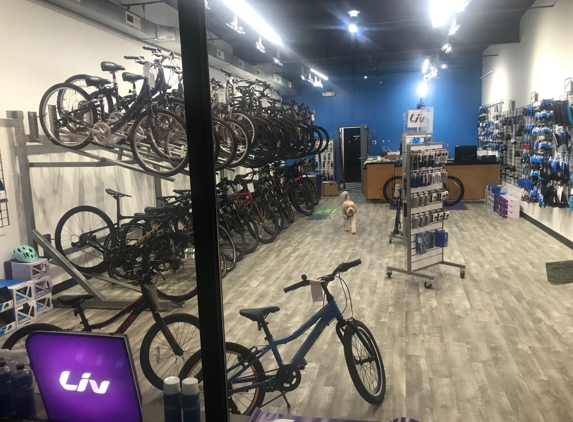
[12,245,39,263]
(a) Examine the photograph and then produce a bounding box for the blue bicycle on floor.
[181,259,386,415]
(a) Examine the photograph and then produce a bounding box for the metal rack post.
[387,134,466,288]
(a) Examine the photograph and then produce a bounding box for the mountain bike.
[54,188,196,302]
[180,259,386,415]
[2,280,200,390]
[383,174,465,206]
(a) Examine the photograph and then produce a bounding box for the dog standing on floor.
[341,191,357,234]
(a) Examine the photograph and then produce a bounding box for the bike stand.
[389,195,404,245]
[33,230,172,310]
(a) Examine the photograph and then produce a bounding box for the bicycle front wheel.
[140,313,201,390]
[180,342,266,415]
[289,186,315,216]
[444,175,465,206]
[342,319,386,405]
[142,233,197,302]
[54,205,116,274]
[247,203,279,244]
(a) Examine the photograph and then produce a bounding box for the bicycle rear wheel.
[219,225,237,272]
[342,320,386,405]
[142,232,196,302]
[140,313,201,390]
[2,323,62,351]
[444,175,465,206]
[247,203,279,244]
[382,175,402,206]
[180,342,266,415]
[302,176,319,206]
[221,214,246,262]
[289,186,315,216]
[54,205,116,274]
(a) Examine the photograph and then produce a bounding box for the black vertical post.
[177,1,229,421]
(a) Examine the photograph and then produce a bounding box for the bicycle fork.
[335,319,376,358]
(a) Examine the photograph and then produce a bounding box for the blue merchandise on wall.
[285,61,482,158]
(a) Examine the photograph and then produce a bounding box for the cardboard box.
[35,294,53,316]
[0,280,34,306]
[14,300,36,328]
[10,258,49,281]
[0,311,16,338]
[32,276,52,300]
[322,181,339,196]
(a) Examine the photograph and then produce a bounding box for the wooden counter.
[364,162,499,200]
[446,163,500,200]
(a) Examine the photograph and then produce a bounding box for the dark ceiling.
[203,0,536,81]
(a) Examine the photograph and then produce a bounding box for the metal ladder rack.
[2,110,179,310]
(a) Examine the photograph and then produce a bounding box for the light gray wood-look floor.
[28,192,573,422]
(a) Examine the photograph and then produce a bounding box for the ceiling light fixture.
[273,57,283,66]
[441,43,452,53]
[422,58,430,73]
[311,68,329,81]
[348,23,358,33]
[417,81,428,97]
[364,76,368,79]
[256,36,266,53]
[449,21,460,35]
[221,0,282,45]
[226,15,245,34]
[441,64,448,69]
[430,0,455,28]
[457,0,471,12]
[348,10,360,17]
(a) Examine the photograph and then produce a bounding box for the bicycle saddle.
[101,61,125,73]
[122,72,144,83]
[85,76,111,87]
[57,294,95,307]
[239,306,280,322]
[143,206,173,214]
[105,188,131,198]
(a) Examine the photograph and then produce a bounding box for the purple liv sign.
[26,332,142,422]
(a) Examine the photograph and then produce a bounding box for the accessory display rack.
[386,136,466,289]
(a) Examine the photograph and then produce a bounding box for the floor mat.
[546,261,573,285]
[313,207,339,215]
[389,203,468,211]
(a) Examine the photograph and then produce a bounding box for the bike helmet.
[12,245,39,263]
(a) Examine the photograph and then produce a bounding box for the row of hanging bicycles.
[38,46,330,176]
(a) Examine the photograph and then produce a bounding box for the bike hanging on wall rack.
[179,259,386,415]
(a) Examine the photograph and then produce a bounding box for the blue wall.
[286,63,482,157]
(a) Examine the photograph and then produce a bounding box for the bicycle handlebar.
[283,260,362,293]
[125,55,144,60]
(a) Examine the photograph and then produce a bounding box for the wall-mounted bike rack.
[2,110,177,310]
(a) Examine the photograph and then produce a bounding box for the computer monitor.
[455,145,478,161]
[26,331,142,422]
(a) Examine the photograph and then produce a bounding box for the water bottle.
[0,358,14,416]
[181,378,200,422]
[163,376,182,422]
[11,363,36,418]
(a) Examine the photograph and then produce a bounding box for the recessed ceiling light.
[348,10,360,17]
[441,64,448,69]
[348,24,358,33]
[364,76,368,79]
[441,43,452,53]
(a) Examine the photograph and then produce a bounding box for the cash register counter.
[364,161,500,200]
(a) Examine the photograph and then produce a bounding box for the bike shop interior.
[1,1,573,422]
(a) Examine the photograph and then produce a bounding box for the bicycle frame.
[227,298,344,394]
[228,191,264,221]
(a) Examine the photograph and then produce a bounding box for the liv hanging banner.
[249,408,421,422]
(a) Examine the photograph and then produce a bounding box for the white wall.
[482,0,573,105]
[482,0,573,242]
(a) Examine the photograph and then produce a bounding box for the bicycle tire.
[382,175,402,206]
[63,74,115,114]
[2,323,62,350]
[219,224,237,272]
[54,205,116,274]
[129,108,189,177]
[220,249,227,278]
[224,117,251,168]
[342,319,386,405]
[179,341,266,415]
[247,203,279,244]
[302,177,319,206]
[444,175,465,207]
[39,82,96,150]
[235,209,259,254]
[289,186,315,216]
[107,222,148,280]
[213,118,238,171]
[142,232,197,302]
[265,199,290,230]
[140,313,201,390]
[221,214,246,263]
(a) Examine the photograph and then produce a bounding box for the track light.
[256,36,266,53]
[441,43,452,53]
[449,21,460,35]
[422,58,430,73]
[349,24,358,33]
[348,10,360,17]
[457,0,471,12]
[221,0,282,45]
[441,64,448,69]
[364,76,368,79]
[226,15,245,34]
[311,68,329,81]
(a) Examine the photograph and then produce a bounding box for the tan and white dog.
[341,191,357,234]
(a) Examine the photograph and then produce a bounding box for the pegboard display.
[0,146,10,228]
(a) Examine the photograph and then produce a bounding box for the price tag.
[310,281,323,302]
[217,90,226,104]
[261,98,269,108]
[248,182,255,192]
